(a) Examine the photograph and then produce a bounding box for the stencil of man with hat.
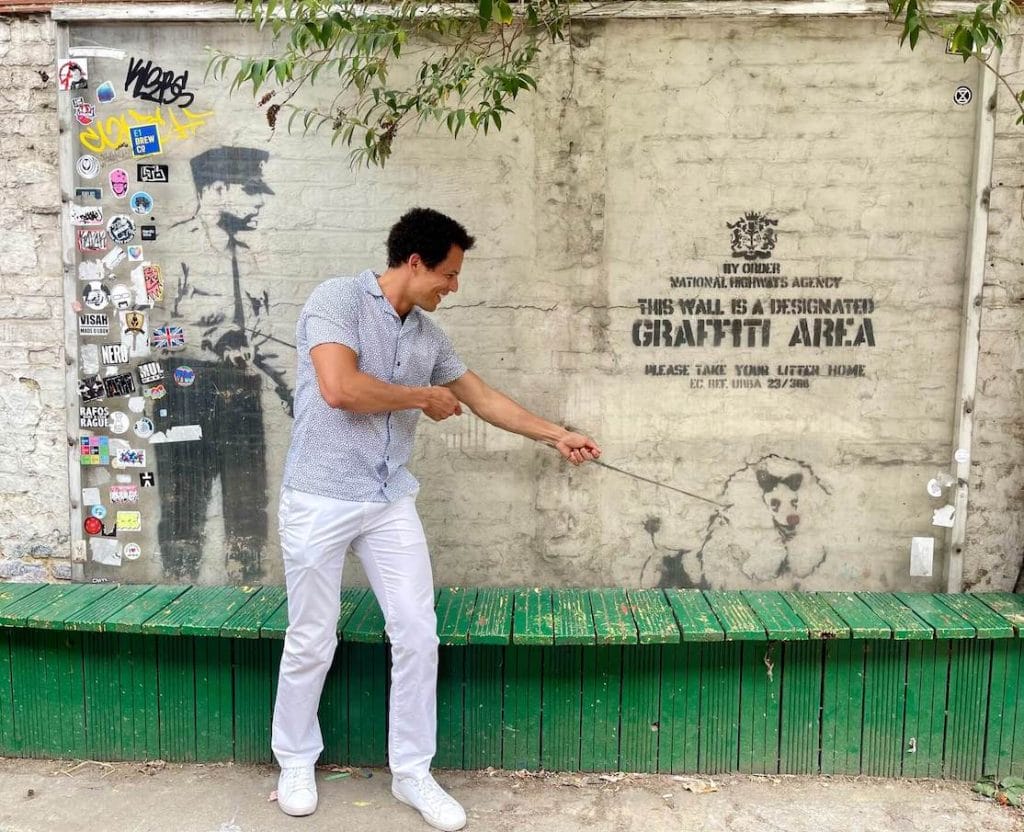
[156,146,293,584]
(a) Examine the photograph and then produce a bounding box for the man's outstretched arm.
[311,343,462,421]
[446,371,601,466]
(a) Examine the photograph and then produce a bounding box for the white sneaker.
[277,764,318,816]
[392,773,467,831]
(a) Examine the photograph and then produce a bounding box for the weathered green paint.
[467,589,513,646]
[861,640,906,776]
[699,640,741,774]
[502,645,542,770]
[976,592,1024,637]
[344,590,386,643]
[221,586,287,638]
[345,642,387,764]
[659,642,701,773]
[935,593,1014,639]
[817,592,891,639]
[64,585,154,632]
[780,592,851,639]
[945,639,990,780]
[512,589,553,646]
[542,646,583,771]
[103,586,190,634]
[895,593,975,639]
[738,640,780,775]
[664,589,725,642]
[26,584,117,630]
[580,645,621,772]
[619,645,660,773]
[704,592,766,641]
[551,589,595,646]
[627,589,680,645]
[463,645,504,769]
[857,593,932,641]
[589,589,637,646]
[435,645,465,769]
[436,587,478,646]
[742,592,807,641]
[902,639,948,778]
[986,638,1024,778]
[820,639,864,775]
[779,641,822,774]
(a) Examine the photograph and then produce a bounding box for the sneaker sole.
[391,787,466,832]
[278,798,318,817]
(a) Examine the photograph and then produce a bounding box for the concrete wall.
[1,10,1022,590]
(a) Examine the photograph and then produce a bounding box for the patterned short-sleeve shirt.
[283,270,467,502]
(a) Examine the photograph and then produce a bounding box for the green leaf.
[479,0,493,29]
[973,782,998,797]
[999,776,1024,789]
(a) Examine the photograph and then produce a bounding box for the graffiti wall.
[64,17,983,590]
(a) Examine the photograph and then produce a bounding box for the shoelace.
[408,776,455,816]
[281,767,316,793]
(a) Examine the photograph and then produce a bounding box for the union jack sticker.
[150,324,185,351]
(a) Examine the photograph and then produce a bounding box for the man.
[155,146,292,583]
[272,207,601,830]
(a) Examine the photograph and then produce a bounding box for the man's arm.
[311,343,462,421]
[446,371,601,466]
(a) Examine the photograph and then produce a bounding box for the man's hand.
[421,386,463,421]
[555,431,601,466]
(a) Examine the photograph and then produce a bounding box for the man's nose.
[450,276,459,293]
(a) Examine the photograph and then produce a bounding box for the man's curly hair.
[386,207,475,269]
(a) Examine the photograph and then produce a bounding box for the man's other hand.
[422,386,463,421]
[556,432,602,466]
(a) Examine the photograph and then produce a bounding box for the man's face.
[410,245,463,312]
[203,179,267,233]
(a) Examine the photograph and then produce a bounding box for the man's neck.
[376,266,414,319]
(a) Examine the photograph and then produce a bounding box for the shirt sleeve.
[430,327,467,386]
[304,279,360,355]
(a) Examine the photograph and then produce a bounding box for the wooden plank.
[103,586,191,633]
[779,641,821,774]
[435,646,465,769]
[902,640,948,778]
[234,638,277,764]
[551,589,595,646]
[0,630,13,755]
[346,643,387,764]
[658,642,701,773]
[704,591,766,641]
[985,639,1024,778]
[142,586,260,637]
[220,586,287,638]
[121,633,160,760]
[817,592,890,639]
[619,645,660,773]
[627,589,680,644]
[502,645,542,770]
[541,646,582,771]
[512,589,553,646]
[580,645,621,772]
[0,584,88,627]
[976,592,1024,637]
[83,631,120,760]
[436,587,478,646]
[343,589,386,643]
[894,593,975,639]
[861,640,906,776]
[463,645,504,769]
[589,589,638,645]
[857,593,933,640]
[467,588,513,646]
[741,591,807,641]
[194,637,233,760]
[664,589,725,642]
[63,585,154,632]
[25,584,118,630]
[944,639,989,779]
[936,593,1014,639]
[157,635,197,761]
[780,592,851,639]
[0,584,48,617]
[739,640,780,775]
[699,641,741,773]
[820,640,865,775]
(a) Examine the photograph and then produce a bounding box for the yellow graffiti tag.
[79,106,216,154]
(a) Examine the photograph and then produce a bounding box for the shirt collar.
[360,269,422,327]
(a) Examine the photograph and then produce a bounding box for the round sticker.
[954,448,970,464]
[76,154,100,179]
[122,543,142,561]
[174,366,196,387]
[82,281,109,311]
[128,396,146,413]
[84,516,102,535]
[953,85,973,106]
[108,411,130,434]
[130,192,154,215]
[91,505,107,519]
[926,479,943,498]
[109,284,132,310]
[106,214,136,244]
[133,417,154,438]
[109,168,129,198]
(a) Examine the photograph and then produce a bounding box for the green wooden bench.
[0,582,1022,780]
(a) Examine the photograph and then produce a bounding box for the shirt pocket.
[395,337,438,387]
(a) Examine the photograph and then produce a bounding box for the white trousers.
[271,487,439,779]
